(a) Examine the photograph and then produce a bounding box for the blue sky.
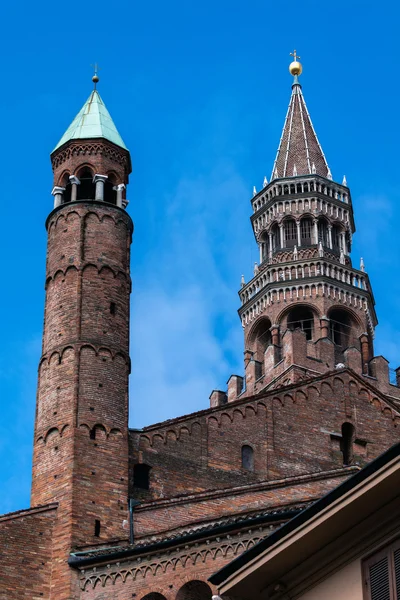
[0,0,399,514]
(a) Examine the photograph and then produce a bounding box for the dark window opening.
[133,464,151,490]
[332,225,342,252]
[110,302,117,315]
[63,182,72,203]
[300,218,313,246]
[271,224,280,252]
[318,219,329,246]
[287,306,314,340]
[104,180,117,205]
[249,319,272,374]
[242,445,254,471]
[329,309,354,349]
[340,422,354,466]
[284,220,297,248]
[77,169,95,200]
[94,519,101,537]
[89,427,96,440]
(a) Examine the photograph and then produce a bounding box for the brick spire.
[271,73,330,180]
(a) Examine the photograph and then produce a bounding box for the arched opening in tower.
[271,223,280,253]
[318,217,329,247]
[284,218,297,248]
[248,318,272,376]
[300,217,313,246]
[77,168,95,200]
[286,306,314,340]
[332,224,343,253]
[104,174,117,205]
[328,308,355,349]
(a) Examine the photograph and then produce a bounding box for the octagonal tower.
[238,58,377,396]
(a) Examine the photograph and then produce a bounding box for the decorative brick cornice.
[51,139,130,170]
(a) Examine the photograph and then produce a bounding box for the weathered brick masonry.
[1,65,400,600]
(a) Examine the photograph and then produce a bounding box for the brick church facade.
[1,57,400,599]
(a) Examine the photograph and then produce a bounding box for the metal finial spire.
[289,49,302,81]
[92,63,100,89]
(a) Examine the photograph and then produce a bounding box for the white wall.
[299,559,363,600]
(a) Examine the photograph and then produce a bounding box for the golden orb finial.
[289,49,302,77]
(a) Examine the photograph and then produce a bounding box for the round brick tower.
[31,84,133,561]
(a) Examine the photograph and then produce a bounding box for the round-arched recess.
[300,217,313,246]
[141,593,168,600]
[176,581,212,600]
[283,218,297,248]
[327,307,361,350]
[318,217,329,247]
[286,305,315,340]
[247,317,272,363]
[77,168,95,200]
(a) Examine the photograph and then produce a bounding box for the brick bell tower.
[31,73,133,567]
[238,54,377,397]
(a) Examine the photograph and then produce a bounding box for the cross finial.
[91,63,100,89]
[290,49,300,62]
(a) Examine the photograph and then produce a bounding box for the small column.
[94,174,108,201]
[296,221,301,246]
[69,175,80,202]
[313,220,319,244]
[52,186,65,208]
[268,232,273,258]
[116,183,125,208]
[259,243,263,264]
[279,223,284,249]
[244,349,253,368]
[327,224,333,249]
[270,325,280,346]
[342,232,348,255]
[359,333,370,375]
[320,316,330,338]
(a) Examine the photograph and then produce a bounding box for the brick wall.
[0,504,57,599]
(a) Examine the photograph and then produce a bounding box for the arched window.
[341,422,354,465]
[300,218,313,246]
[249,318,272,366]
[318,218,329,247]
[271,223,280,252]
[62,174,72,203]
[332,225,342,252]
[329,308,354,349]
[287,306,314,340]
[77,168,95,200]
[176,581,212,600]
[104,174,118,205]
[284,219,297,248]
[133,464,151,490]
[241,445,254,471]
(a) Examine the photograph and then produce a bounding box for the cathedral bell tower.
[31,73,133,560]
[238,54,377,397]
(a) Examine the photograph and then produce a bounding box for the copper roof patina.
[53,90,127,152]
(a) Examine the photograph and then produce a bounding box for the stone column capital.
[69,175,80,185]
[93,174,108,184]
[51,186,65,196]
[117,183,126,191]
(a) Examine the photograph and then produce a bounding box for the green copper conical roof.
[53,90,127,152]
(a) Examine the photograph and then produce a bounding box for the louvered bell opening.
[369,556,390,600]
[394,549,400,598]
